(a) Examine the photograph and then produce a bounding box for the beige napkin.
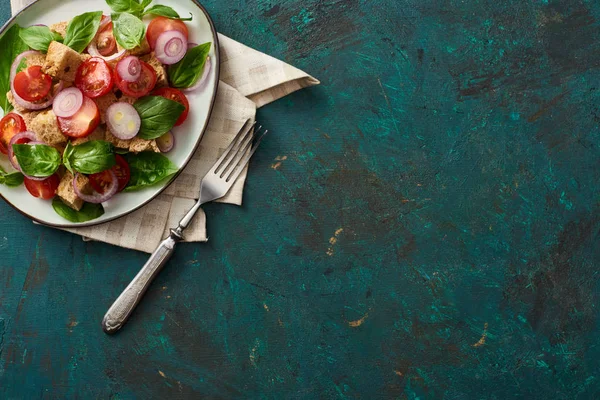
[12,0,319,253]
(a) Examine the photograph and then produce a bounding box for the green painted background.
[1,0,600,398]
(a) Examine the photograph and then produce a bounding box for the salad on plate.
[0,0,211,223]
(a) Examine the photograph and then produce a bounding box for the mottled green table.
[2,0,600,399]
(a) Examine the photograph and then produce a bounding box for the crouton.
[43,41,86,82]
[49,21,68,38]
[104,127,131,150]
[28,109,68,146]
[21,110,42,130]
[113,89,137,105]
[126,37,151,57]
[57,171,91,211]
[129,137,160,153]
[94,92,118,123]
[71,126,105,146]
[24,52,47,68]
[6,91,29,114]
[141,53,168,88]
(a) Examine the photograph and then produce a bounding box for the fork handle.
[102,229,183,334]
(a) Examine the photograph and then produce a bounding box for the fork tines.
[213,119,268,183]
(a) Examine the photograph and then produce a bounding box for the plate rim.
[0,0,220,228]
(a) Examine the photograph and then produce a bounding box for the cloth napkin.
[12,0,319,253]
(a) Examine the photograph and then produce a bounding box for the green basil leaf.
[140,0,152,9]
[168,42,211,89]
[63,11,103,53]
[143,5,193,21]
[16,58,28,74]
[0,24,29,114]
[112,12,145,50]
[133,96,185,139]
[124,152,178,191]
[19,26,64,52]
[63,140,116,175]
[12,144,61,178]
[107,0,144,15]
[52,198,105,223]
[0,165,24,187]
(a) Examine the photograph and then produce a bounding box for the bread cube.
[57,171,92,211]
[141,53,168,88]
[71,125,105,146]
[28,109,68,146]
[49,21,68,38]
[129,137,160,153]
[43,41,86,82]
[94,92,118,123]
[104,127,131,150]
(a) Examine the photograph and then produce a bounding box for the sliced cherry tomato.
[13,66,52,102]
[114,61,157,98]
[24,174,60,200]
[57,96,100,138]
[0,113,26,155]
[97,22,116,56]
[89,154,130,194]
[75,58,114,98]
[152,88,189,126]
[146,16,189,50]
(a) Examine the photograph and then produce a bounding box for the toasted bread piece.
[6,91,29,114]
[94,92,119,123]
[24,52,47,68]
[43,41,86,82]
[28,109,68,146]
[49,21,68,38]
[71,126,106,146]
[57,171,91,211]
[141,53,168,88]
[129,137,160,153]
[104,127,131,150]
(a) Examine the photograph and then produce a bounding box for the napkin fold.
[11,1,319,253]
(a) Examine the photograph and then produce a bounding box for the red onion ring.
[99,15,111,32]
[156,131,175,153]
[8,131,37,171]
[106,102,141,140]
[9,50,64,110]
[155,30,187,65]
[73,171,118,204]
[116,56,142,82]
[182,56,211,93]
[53,87,84,118]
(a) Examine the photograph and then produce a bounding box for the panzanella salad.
[0,0,211,223]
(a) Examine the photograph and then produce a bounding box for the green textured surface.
[2,0,600,398]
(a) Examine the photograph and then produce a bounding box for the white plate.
[0,0,219,227]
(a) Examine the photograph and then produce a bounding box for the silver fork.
[102,119,267,334]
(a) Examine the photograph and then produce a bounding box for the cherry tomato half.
[57,96,100,138]
[114,61,157,98]
[97,22,116,57]
[13,66,52,102]
[89,155,130,194]
[0,113,26,155]
[75,57,114,99]
[24,174,60,200]
[146,16,189,50]
[152,87,189,126]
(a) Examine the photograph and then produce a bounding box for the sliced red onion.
[106,102,141,140]
[73,171,118,204]
[9,50,64,110]
[8,131,37,171]
[53,87,84,118]
[182,56,211,93]
[155,30,187,65]
[156,131,174,153]
[99,15,111,31]
[116,56,142,82]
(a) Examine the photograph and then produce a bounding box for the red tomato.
[24,174,60,200]
[146,16,189,50]
[97,22,116,56]
[75,58,114,98]
[152,88,189,126]
[13,66,52,102]
[57,96,100,138]
[0,113,26,155]
[89,155,130,193]
[114,61,157,98]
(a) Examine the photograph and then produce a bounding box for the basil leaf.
[0,24,29,114]
[133,96,185,139]
[63,11,103,53]
[12,144,61,178]
[63,140,116,175]
[52,198,105,223]
[107,0,144,16]
[124,152,178,191]
[16,58,28,74]
[0,165,24,187]
[143,5,193,21]
[112,12,145,50]
[168,42,211,89]
[19,26,64,52]
[140,0,152,8]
